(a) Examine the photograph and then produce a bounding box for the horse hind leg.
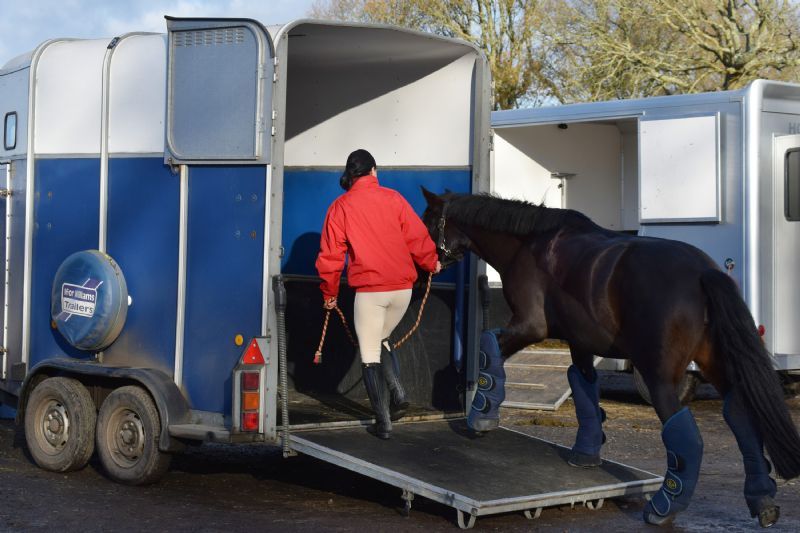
[723,391,780,527]
[642,378,704,525]
[696,348,781,527]
[567,355,606,468]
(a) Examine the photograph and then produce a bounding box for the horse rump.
[701,269,800,480]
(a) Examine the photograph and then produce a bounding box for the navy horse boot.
[381,340,409,421]
[723,391,780,528]
[643,407,704,525]
[467,329,506,432]
[567,365,606,467]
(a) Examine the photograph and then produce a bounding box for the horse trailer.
[0,16,661,527]
[490,80,800,399]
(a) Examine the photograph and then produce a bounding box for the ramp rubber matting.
[289,419,662,523]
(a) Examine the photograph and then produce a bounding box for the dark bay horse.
[421,188,800,527]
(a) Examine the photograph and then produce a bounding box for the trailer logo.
[57,279,103,320]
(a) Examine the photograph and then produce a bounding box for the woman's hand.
[323,296,337,310]
[433,260,442,274]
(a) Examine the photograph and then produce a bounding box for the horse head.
[421,187,470,269]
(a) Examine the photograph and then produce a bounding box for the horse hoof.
[758,504,780,528]
[643,510,675,526]
[568,451,602,468]
[467,416,499,433]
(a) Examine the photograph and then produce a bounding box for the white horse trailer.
[0,16,661,528]
[491,80,800,399]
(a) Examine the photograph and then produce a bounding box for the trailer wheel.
[24,376,96,472]
[96,386,170,485]
[633,368,699,406]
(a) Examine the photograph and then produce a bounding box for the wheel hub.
[110,410,145,466]
[41,401,69,449]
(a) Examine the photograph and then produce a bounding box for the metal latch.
[0,189,11,198]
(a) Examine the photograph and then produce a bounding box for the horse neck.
[457,222,523,275]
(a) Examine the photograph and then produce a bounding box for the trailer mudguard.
[51,250,128,351]
[18,359,190,452]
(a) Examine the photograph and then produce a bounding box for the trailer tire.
[633,368,699,406]
[96,386,171,485]
[24,377,96,472]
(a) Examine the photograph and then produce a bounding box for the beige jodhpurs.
[353,289,413,364]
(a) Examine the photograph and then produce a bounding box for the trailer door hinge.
[0,189,12,198]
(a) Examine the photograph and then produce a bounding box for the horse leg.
[497,314,546,358]
[467,330,507,433]
[722,391,780,527]
[641,373,704,526]
[567,351,606,467]
[694,343,780,527]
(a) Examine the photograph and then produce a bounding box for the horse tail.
[700,269,800,480]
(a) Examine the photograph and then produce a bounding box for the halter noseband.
[436,202,463,266]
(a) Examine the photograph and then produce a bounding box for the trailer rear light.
[241,412,259,431]
[241,371,259,391]
[233,337,268,434]
[242,339,265,365]
[242,392,260,411]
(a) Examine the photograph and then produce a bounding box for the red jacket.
[316,175,438,299]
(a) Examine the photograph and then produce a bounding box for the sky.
[0,0,317,66]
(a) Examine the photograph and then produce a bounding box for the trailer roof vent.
[174,28,245,48]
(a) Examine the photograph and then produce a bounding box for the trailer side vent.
[173,28,245,48]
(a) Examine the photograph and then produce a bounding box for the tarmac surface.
[1,372,799,532]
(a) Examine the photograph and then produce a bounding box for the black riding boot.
[381,340,409,421]
[362,363,392,439]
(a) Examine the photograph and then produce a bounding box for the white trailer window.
[786,149,800,221]
[3,112,16,150]
[639,114,720,223]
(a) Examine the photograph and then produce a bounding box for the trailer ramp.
[502,348,573,410]
[289,419,662,528]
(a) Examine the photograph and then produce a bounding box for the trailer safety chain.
[313,271,433,364]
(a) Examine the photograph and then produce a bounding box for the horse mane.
[446,193,594,236]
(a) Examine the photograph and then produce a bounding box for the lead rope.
[313,270,433,364]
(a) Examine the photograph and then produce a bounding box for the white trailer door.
[773,134,800,364]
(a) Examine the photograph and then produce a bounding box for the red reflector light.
[241,371,260,391]
[758,324,766,337]
[242,412,259,431]
[242,339,265,365]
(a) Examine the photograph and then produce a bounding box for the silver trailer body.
[491,80,800,373]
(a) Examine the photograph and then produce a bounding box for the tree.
[310,0,552,109]
[547,0,800,102]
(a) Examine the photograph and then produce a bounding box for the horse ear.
[421,186,443,207]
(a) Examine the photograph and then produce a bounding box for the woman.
[315,149,441,439]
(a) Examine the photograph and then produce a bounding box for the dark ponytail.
[340,149,376,191]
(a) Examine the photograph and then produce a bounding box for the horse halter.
[436,202,464,267]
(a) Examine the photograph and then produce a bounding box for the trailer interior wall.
[278,24,478,417]
[489,120,637,283]
[492,121,634,230]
